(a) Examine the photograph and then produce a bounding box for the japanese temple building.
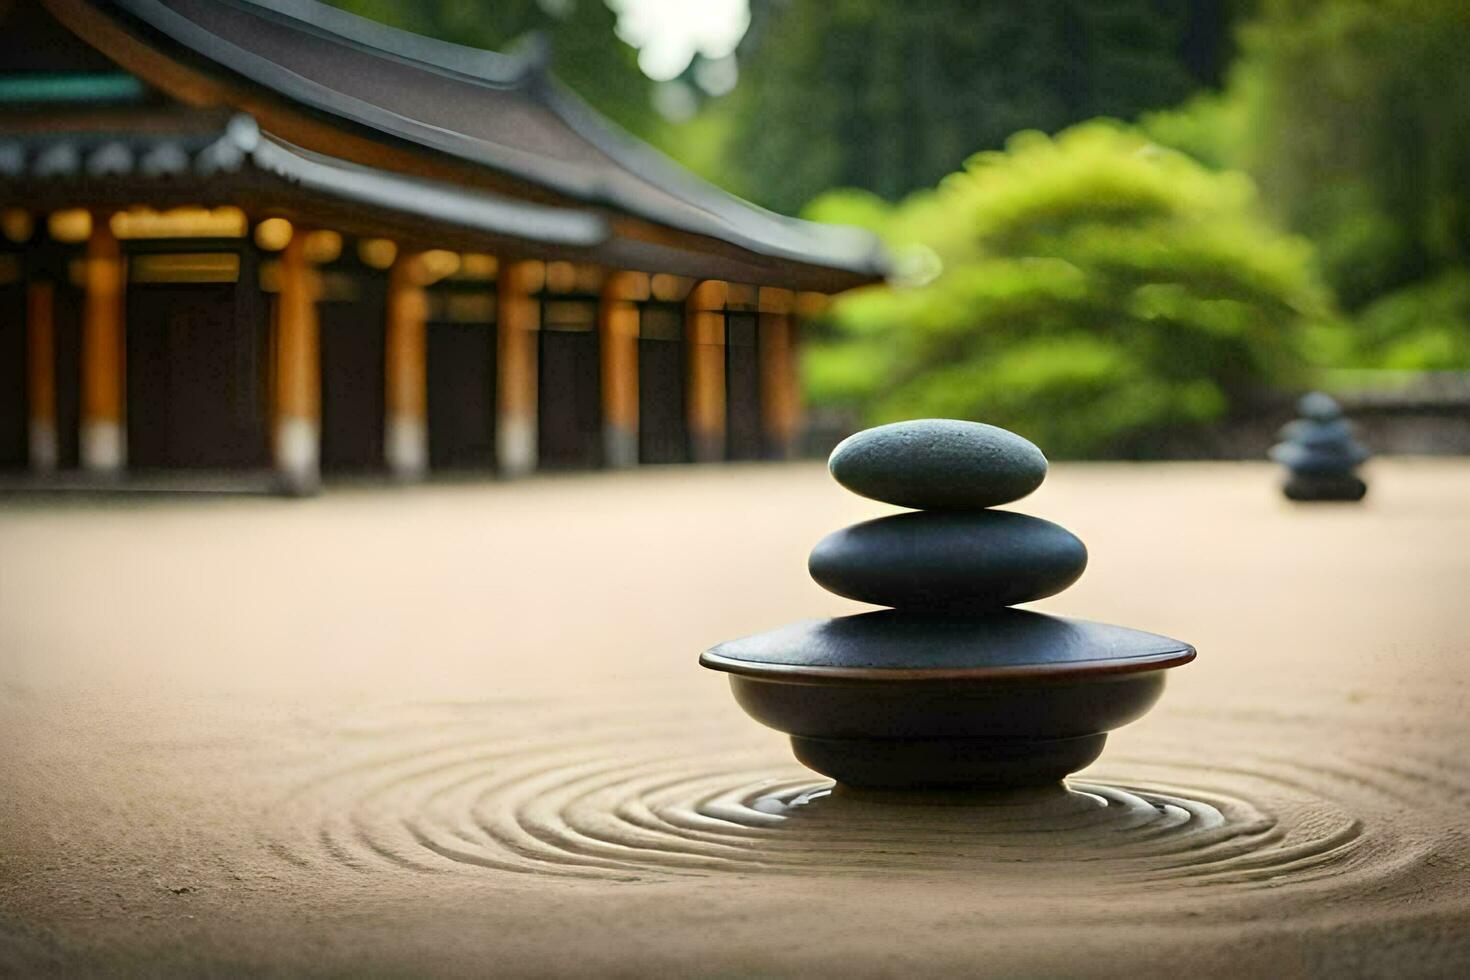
[0,0,885,492]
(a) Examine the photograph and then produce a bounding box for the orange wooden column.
[80,216,126,473]
[26,280,58,473]
[758,287,802,460]
[685,279,728,463]
[384,253,430,480]
[599,271,648,468]
[273,232,321,493]
[497,260,543,476]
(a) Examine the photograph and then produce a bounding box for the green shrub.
[1353,272,1470,371]
[804,122,1335,457]
[1233,0,1470,312]
[1143,0,1470,361]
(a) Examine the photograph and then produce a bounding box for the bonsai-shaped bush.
[803,122,1335,457]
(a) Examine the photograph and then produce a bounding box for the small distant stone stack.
[701,419,1196,791]
[1270,392,1369,502]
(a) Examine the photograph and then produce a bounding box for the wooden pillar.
[26,280,58,473]
[599,271,648,468]
[758,287,801,460]
[80,217,125,473]
[385,253,429,480]
[273,232,320,493]
[497,260,543,476]
[686,279,728,463]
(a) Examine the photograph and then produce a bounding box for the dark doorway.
[427,304,496,471]
[637,302,687,464]
[125,274,270,470]
[725,312,762,461]
[0,279,25,468]
[319,269,387,472]
[537,299,601,469]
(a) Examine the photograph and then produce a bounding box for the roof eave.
[91,0,888,284]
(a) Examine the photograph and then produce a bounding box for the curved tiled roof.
[0,113,609,246]
[96,0,887,282]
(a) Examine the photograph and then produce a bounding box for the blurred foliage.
[324,0,662,142]
[324,0,1469,402]
[1352,272,1470,371]
[708,0,1239,213]
[803,124,1334,457]
[1144,0,1470,372]
[1239,0,1470,311]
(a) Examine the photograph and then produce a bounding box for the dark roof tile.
[105,0,886,279]
[1,119,609,247]
[86,140,135,176]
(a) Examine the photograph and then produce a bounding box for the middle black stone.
[808,510,1088,611]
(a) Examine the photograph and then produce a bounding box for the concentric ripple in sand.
[262,693,1463,903]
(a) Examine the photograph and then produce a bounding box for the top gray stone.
[1298,391,1343,422]
[828,419,1047,510]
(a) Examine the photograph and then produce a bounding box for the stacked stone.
[809,419,1086,616]
[1269,392,1369,502]
[700,417,1196,789]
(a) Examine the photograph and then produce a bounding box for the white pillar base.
[386,414,428,481]
[497,415,536,477]
[28,419,58,474]
[274,417,320,494]
[603,424,638,469]
[81,419,125,474]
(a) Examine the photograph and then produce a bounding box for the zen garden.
[2,2,1468,976]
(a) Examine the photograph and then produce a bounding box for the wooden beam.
[651,274,693,303]
[384,253,429,480]
[497,260,543,476]
[686,280,727,463]
[796,292,831,318]
[758,286,801,459]
[725,282,759,311]
[759,307,801,460]
[759,287,796,315]
[599,271,648,468]
[273,231,320,493]
[26,280,57,473]
[80,216,125,473]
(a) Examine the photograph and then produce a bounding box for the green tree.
[804,123,1334,457]
[1353,272,1470,371]
[1235,0,1470,311]
[713,0,1239,213]
[1143,0,1470,370]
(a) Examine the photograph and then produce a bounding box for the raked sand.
[2,459,1468,976]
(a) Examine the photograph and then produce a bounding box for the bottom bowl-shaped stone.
[727,670,1166,742]
[728,673,1162,788]
[1284,472,1367,502]
[790,732,1108,789]
[700,610,1194,789]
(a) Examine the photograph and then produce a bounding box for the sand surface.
[2,460,1468,977]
